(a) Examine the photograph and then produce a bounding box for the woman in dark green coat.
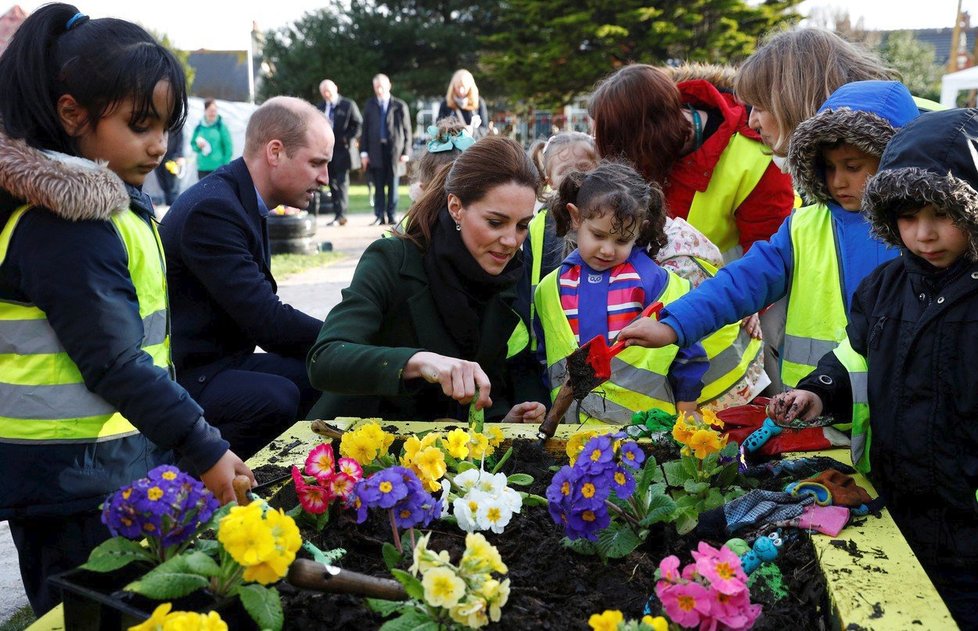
[307,136,546,423]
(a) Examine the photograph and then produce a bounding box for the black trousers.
[327,163,350,220]
[369,149,399,222]
[9,510,109,616]
[182,353,319,460]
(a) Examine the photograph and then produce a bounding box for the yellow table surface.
[30,418,958,630]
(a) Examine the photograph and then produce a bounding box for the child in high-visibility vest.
[769,108,978,626]
[534,160,708,423]
[619,81,920,389]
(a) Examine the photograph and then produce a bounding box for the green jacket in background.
[307,236,526,422]
[191,116,233,173]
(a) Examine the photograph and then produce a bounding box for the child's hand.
[201,450,255,505]
[403,351,493,409]
[618,319,678,348]
[676,401,700,422]
[767,390,823,425]
[741,313,763,339]
[503,401,546,424]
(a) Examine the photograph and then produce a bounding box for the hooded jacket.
[0,131,227,519]
[660,81,918,372]
[664,64,795,258]
[798,108,978,575]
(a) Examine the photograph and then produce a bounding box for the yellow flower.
[479,578,510,622]
[416,447,447,482]
[642,615,668,631]
[128,603,171,630]
[566,430,598,465]
[422,566,467,608]
[688,428,723,459]
[419,431,443,450]
[446,429,471,459]
[219,504,301,585]
[463,532,507,574]
[340,433,377,465]
[450,597,489,629]
[402,436,422,463]
[468,432,491,460]
[486,426,504,448]
[700,408,724,429]
[588,609,624,631]
[671,416,694,445]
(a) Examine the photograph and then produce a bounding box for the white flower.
[452,495,480,532]
[474,491,514,534]
[453,469,482,494]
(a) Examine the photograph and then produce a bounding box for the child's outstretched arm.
[668,340,708,411]
[619,318,678,348]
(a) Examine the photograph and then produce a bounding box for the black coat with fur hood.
[797,109,978,572]
[0,132,228,519]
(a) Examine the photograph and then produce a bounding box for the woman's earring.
[455,222,462,231]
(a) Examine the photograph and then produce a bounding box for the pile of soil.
[260,440,829,630]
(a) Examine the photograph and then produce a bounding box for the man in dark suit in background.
[317,79,362,226]
[360,73,412,225]
[159,97,332,459]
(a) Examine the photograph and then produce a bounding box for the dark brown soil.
[264,440,829,630]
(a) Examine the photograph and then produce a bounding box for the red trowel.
[536,301,664,443]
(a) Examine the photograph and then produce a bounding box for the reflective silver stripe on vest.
[702,327,755,385]
[548,356,673,407]
[0,429,140,445]
[0,309,167,355]
[850,371,868,405]
[0,382,116,420]
[782,334,839,368]
[573,392,638,425]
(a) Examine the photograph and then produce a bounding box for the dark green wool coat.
[307,236,527,422]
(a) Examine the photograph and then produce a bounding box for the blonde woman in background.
[438,69,489,136]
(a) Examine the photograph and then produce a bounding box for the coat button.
[198,376,206,383]
[937,296,945,304]
[919,293,926,301]
[818,374,833,385]
[972,271,978,279]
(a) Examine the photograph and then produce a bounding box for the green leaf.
[661,460,687,486]
[379,608,437,631]
[506,473,533,486]
[683,479,709,495]
[456,461,477,474]
[595,523,643,559]
[382,542,404,571]
[79,537,153,572]
[182,551,221,577]
[366,598,409,617]
[286,504,303,518]
[714,461,741,488]
[703,488,726,511]
[390,568,424,601]
[521,492,548,507]
[640,492,677,527]
[681,455,699,478]
[238,583,284,631]
[490,446,514,474]
[719,440,740,459]
[125,554,209,599]
[562,537,599,556]
[673,509,699,535]
[637,455,661,489]
[203,501,233,532]
[193,539,220,556]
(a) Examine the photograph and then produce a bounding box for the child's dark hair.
[414,116,469,187]
[547,159,668,257]
[0,3,188,154]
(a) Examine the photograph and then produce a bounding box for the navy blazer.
[361,96,412,165]
[318,96,362,172]
[159,158,323,394]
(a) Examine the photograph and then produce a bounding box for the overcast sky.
[10,0,971,50]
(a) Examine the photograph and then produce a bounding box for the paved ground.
[0,211,382,625]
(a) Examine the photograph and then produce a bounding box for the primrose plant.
[547,432,676,559]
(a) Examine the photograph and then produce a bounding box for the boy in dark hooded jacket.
[771,107,978,625]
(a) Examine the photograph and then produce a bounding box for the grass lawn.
[0,606,34,631]
[346,184,411,215]
[271,251,345,280]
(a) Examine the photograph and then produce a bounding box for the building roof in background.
[887,27,978,66]
[0,4,26,56]
[187,50,250,101]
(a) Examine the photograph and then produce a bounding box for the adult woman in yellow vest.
[0,6,252,615]
[618,81,920,390]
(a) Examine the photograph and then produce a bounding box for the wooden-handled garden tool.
[536,301,664,444]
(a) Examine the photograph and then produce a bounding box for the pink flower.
[338,457,364,482]
[658,555,681,583]
[305,444,336,482]
[693,542,748,595]
[707,589,762,631]
[292,465,332,514]
[327,472,357,499]
[658,581,711,628]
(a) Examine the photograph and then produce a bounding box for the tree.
[259,0,501,106]
[148,29,196,92]
[481,0,802,107]
[879,31,942,102]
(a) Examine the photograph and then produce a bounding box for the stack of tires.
[268,211,318,255]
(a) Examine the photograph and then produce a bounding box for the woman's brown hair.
[588,64,690,186]
[401,136,540,248]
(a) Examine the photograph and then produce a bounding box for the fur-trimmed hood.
[788,81,919,205]
[864,107,978,262]
[664,63,737,93]
[0,130,129,221]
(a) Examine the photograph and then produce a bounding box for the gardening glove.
[775,504,851,537]
[696,489,812,539]
[744,456,855,480]
[801,469,872,507]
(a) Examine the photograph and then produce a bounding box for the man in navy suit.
[318,79,362,226]
[360,73,412,225]
[159,96,332,459]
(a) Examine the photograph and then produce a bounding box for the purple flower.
[617,441,646,470]
[346,485,370,523]
[610,466,636,499]
[370,468,410,509]
[573,472,611,506]
[546,466,579,505]
[577,435,616,475]
[566,502,611,541]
